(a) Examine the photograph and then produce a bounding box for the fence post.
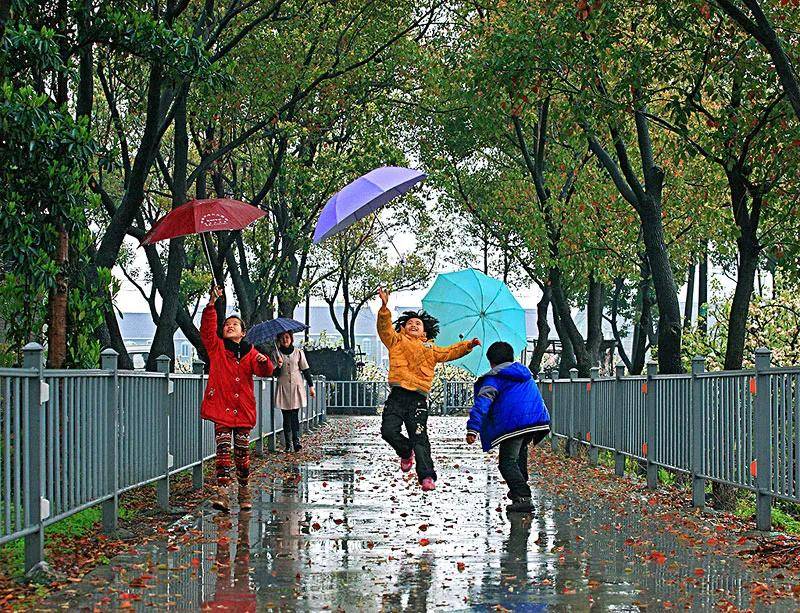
[268,379,277,452]
[614,364,626,476]
[101,349,119,532]
[192,360,205,490]
[156,355,172,511]
[691,356,706,508]
[255,380,266,457]
[588,367,599,466]
[550,371,558,453]
[23,343,45,573]
[754,347,772,531]
[319,377,327,423]
[568,369,578,457]
[645,362,658,489]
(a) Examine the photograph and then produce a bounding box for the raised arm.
[200,287,224,356]
[376,287,400,349]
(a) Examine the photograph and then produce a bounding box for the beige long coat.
[275,348,310,411]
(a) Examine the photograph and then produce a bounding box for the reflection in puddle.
[43,417,797,611]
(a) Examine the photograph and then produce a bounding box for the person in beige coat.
[273,331,316,452]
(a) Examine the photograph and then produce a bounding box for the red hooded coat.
[200,304,273,428]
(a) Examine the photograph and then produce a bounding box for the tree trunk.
[146,87,188,372]
[527,286,551,376]
[639,202,683,373]
[630,260,653,376]
[698,246,708,332]
[585,273,604,366]
[724,231,759,371]
[46,230,69,368]
[550,271,591,376]
[552,306,576,378]
[684,260,695,329]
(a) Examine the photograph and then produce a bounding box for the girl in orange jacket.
[376,287,480,491]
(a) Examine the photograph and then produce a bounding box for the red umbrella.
[141,198,266,286]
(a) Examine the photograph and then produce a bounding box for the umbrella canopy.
[421,269,527,375]
[245,318,308,347]
[312,166,426,244]
[140,198,266,245]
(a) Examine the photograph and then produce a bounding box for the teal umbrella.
[421,269,527,375]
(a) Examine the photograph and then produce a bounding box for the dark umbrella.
[246,318,308,346]
[141,198,266,286]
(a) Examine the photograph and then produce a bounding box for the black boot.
[506,497,534,513]
[293,439,302,452]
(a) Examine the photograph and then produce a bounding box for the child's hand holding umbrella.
[378,287,390,308]
[208,286,223,305]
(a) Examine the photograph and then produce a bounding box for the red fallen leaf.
[295,572,302,581]
[119,593,141,601]
[167,544,180,551]
[419,538,430,546]
[750,581,770,596]
[646,551,667,564]
[367,541,375,549]
[191,557,200,568]
[311,522,321,530]
[129,575,152,588]
[334,518,343,525]
[457,562,466,572]
[694,568,705,576]
[419,524,428,531]
[322,482,328,487]
[736,536,748,545]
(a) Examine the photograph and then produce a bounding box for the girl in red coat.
[202,287,274,512]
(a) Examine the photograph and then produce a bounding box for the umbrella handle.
[201,232,221,288]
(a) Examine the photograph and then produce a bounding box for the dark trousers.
[380,387,436,482]
[498,428,549,500]
[281,409,301,448]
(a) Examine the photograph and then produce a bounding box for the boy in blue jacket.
[466,342,551,513]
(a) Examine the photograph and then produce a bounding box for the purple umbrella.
[312,166,426,243]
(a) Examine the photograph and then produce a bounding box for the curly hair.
[394,310,440,340]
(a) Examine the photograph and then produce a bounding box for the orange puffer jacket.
[377,306,473,396]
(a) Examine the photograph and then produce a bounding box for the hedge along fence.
[539,347,799,531]
[0,344,327,574]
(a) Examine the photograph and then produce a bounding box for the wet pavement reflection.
[42,417,796,611]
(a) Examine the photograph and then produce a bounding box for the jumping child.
[466,341,550,513]
[377,287,480,491]
[201,286,274,512]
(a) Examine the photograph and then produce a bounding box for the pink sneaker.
[421,478,435,491]
[400,452,414,473]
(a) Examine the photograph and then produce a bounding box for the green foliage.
[0,78,98,363]
[682,279,800,369]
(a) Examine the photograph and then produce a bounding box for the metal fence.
[540,348,798,531]
[0,344,327,573]
[324,380,474,415]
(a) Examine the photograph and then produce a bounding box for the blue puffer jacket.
[466,362,551,452]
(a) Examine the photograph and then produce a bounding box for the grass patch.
[0,505,137,578]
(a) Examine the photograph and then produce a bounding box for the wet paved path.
[43,416,795,611]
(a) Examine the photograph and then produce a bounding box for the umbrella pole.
[200,232,220,288]
[374,216,406,277]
